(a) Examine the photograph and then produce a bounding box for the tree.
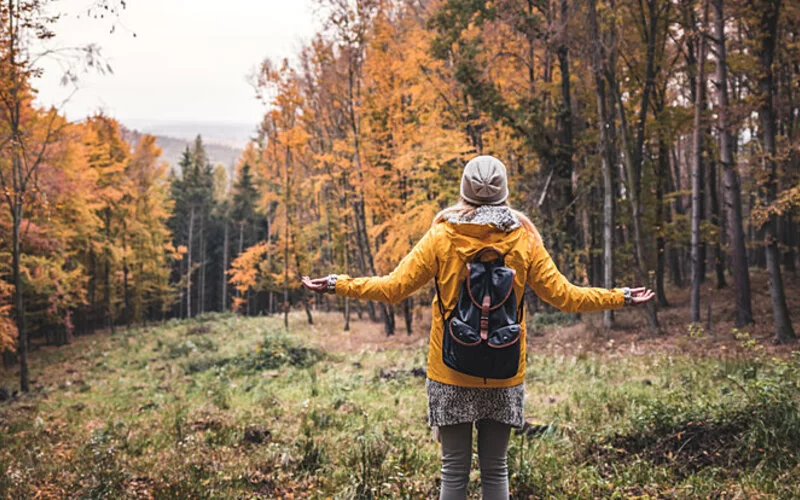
[254,59,313,329]
[231,161,259,313]
[588,0,619,328]
[0,0,66,392]
[712,0,752,327]
[608,0,669,331]
[751,0,795,343]
[84,115,130,332]
[168,138,215,319]
[212,163,232,313]
[123,133,177,323]
[690,0,709,324]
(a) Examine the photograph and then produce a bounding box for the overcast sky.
[35,0,317,127]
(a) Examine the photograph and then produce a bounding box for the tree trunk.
[89,247,97,330]
[177,253,184,320]
[284,148,291,330]
[587,198,603,287]
[122,226,130,326]
[104,207,115,333]
[404,297,413,335]
[237,220,244,313]
[304,298,313,325]
[708,154,726,289]
[690,0,709,324]
[748,193,765,268]
[265,212,272,316]
[352,201,378,323]
[5,0,29,392]
[221,220,229,311]
[668,146,685,287]
[12,210,28,392]
[784,214,796,273]
[589,0,617,328]
[343,217,351,332]
[656,136,670,307]
[187,205,195,319]
[556,0,578,267]
[601,121,616,328]
[385,304,395,336]
[756,0,795,343]
[198,213,206,315]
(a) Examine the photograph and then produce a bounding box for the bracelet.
[326,274,338,294]
[621,287,632,306]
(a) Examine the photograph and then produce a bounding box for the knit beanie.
[460,155,509,205]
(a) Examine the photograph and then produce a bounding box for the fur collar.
[445,205,521,232]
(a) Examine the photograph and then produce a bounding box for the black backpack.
[435,247,524,380]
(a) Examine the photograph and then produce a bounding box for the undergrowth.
[1,313,798,498]
[588,353,800,477]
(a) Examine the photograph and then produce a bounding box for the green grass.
[1,312,799,498]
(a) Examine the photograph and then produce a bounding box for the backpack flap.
[448,316,481,346]
[466,263,516,311]
[487,324,521,348]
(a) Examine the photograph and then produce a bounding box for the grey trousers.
[438,419,511,500]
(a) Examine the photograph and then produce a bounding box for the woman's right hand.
[302,276,330,294]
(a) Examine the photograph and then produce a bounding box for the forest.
[2,0,800,497]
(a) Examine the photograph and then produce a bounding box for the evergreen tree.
[167,137,215,318]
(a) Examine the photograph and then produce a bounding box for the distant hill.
[155,134,243,173]
[121,120,249,175]
[123,119,255,149]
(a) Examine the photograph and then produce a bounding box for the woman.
[302,155,654,500]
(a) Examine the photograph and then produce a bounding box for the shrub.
[344,431,390,498]
[528,310,579,334]
[75,422,129,498]
[239,339,321,372]
[182,332,322,375]
[296,422,326,473]
[163,336,218,359]
[588,354,800,477]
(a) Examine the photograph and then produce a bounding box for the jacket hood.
[442,221,525,262]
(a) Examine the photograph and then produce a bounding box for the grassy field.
[2,310,800,498]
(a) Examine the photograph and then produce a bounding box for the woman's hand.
[302,276,330,294]
[624,287,655,306]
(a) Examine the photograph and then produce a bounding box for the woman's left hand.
[302,276,329,293]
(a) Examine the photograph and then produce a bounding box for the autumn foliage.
[0,109,178,345]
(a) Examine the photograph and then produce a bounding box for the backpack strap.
[434,275,446,318]
[434,257,446,318]
[479,296,491,340]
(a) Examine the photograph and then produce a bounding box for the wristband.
[621,287,632,305]
[326,274,338,294]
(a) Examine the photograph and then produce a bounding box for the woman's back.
[334,202,625,388]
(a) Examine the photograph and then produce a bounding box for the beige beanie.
[460,155,509,205]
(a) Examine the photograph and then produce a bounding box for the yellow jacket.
[335,220,625,388]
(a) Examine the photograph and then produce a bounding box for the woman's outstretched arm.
[526,239,653,313]
[303,225,440,304]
